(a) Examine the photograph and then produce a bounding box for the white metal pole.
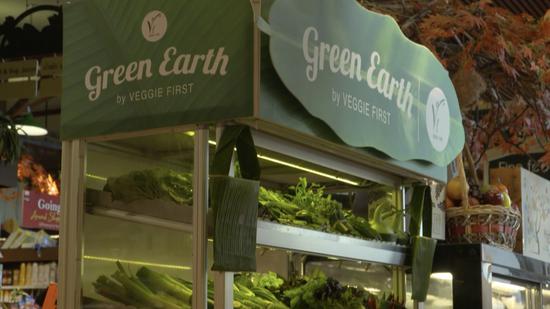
[214,125,234,309]
[193,126,209,309]
[58,140,86,308]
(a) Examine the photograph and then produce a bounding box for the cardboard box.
[491,167,550,262]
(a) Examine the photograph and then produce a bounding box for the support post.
[58,140,86,309]
[214,125,234,309]
[193,126,209,309]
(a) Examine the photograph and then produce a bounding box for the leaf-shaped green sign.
[267,0,464,166]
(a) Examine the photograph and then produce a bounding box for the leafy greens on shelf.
[93,262,288,309]
[283,270,405,309]
[104,168,193,205]
[93,263,404,309]
[259,178,406,242]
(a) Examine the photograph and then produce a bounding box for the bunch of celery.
[93,263,287,309]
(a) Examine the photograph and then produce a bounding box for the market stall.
[59,0,464,308]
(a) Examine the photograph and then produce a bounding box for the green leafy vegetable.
[104,168,193,205]
[259,178,407,241]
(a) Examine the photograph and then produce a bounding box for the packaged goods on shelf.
[1,228,57,250]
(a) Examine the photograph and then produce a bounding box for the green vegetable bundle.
[93,263,287,309]
[259,178,405,241]
[104,168,193,205]
[282,270,405,309]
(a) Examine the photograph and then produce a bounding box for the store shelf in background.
[0,248,58,263]
[0,284,49,290]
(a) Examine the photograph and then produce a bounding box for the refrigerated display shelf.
[257,220,407,265]
[87,197,407,266]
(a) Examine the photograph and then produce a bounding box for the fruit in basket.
[468,196,480,206]
[481,187,504,206]
[495,179,509,194]
[445,197,455,208]
[446,176,464,201]
[512,203,520,211]
[502,192,512,208]
[468,184,482,199]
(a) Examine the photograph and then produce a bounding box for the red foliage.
[359,0,550,166]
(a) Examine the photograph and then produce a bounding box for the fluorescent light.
[7,76,39,82]
[128,133,359,186]
[492,280,526,293]
[15,124,48,136]
[363,287,381,293]
[431,272,453,281]
[83,255,191,271]
[50,235,59,239]
[257,154,359,186]
[86,173,107,181]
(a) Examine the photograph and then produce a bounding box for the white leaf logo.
[142,11,167,42]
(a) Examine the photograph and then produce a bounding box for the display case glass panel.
[82,131,201,308]
[404,272,453,308]
[304,259,393,297]
[491,276,539,309]
[543,288,550,309]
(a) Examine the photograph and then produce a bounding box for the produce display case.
[75,127,416,308]
[433,243,550,309]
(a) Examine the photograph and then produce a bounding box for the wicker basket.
[445,154,521,250]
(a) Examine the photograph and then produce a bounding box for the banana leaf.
[411,236,437,301]
[409,185,436,302]
[211,125,260,272]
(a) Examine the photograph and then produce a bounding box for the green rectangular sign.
[62,0,253,139]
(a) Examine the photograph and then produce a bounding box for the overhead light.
[86,173,108,181]
[14,109,47,136]
[257,154,360,186]
[186,132,359,186]
[363,287,381,294]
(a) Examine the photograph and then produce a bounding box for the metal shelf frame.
[257,220,407,265]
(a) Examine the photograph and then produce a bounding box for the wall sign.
[21,190,60,231]
[264,0,464,166]
[490,153,550,181]
[62,0,253,139]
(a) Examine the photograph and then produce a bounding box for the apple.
[481,189,504,206]
[446,177,464,201]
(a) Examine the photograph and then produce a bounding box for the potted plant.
[0,112,20,187]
